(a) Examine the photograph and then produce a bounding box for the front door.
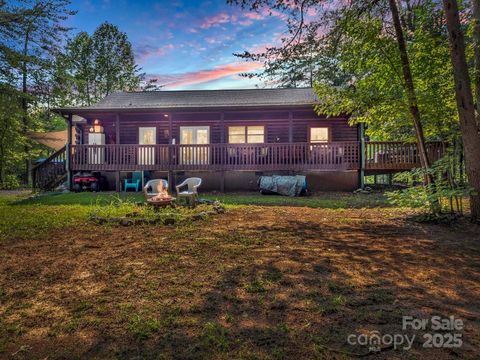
[138,127,156,165]
[180,126,210,165]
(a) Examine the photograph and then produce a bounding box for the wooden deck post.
[66,114,73,191]
[220,112,225,143]
[220,171,225,192]
[220,112,226,192]
[115,172,120,192]
[359,123,365,190]
[115,113,120,143]
[168,171,174,193]
[168,112,173,143]
[115,114,121,192]
[288,111,293,143]
[167,113,174,193]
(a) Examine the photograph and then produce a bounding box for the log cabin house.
[33,87,445,192]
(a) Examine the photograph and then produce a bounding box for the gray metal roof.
[57,88,318,112]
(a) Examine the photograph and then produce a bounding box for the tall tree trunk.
[443,0,480,223]
[0,124,6,185]
[388,0,433,176]
[22,30,30,185]
[473,0,480,128]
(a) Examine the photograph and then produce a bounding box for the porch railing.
[364,141,446,170]
[69,141,446,172]
[71,142,360,172]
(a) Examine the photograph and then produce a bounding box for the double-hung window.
[310,127,329,143]
[228,126,265,144]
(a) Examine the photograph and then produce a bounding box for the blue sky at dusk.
[66,0,290,90]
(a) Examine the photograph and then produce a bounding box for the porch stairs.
[32,145,67,190]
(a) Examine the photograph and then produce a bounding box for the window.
[228,126,246,144]
[139,127,156,145]
[228,126,265,144]
[310,127,329,143]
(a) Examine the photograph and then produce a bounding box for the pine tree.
[1,0,75,183]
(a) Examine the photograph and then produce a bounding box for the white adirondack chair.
[176,177,202,207]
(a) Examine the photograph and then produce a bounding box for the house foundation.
[101,170,360,193]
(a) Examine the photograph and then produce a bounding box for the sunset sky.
[66,0,292,90]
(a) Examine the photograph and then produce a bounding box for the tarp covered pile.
[258,175,307,197]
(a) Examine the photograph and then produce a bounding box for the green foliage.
[87,195,149,218]
[0,0,75,183]
[87,195,217,224]
[387,151,475,214]
[386,185,432,209]
[54,31,95,106]
[314,1,458,142]
[92,22,142,96]
[231,1,460,142]
[55,22,143,107]
[0,93,26,184]
[229,0,350,88]
[1,5,143,183]
[0,175,21,190]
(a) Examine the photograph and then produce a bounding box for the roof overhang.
[53,103,316,115]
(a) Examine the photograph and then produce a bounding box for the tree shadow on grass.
[109,218,480,359]
[3,212,480,359]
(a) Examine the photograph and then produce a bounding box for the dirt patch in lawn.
[0,206,479,359]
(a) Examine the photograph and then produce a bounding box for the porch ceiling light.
[90,119,104,133]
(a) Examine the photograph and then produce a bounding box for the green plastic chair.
[124,171,142,192]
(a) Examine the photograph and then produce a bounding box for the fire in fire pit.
[151,180,173,202]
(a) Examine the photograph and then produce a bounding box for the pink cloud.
[196,7,288,32]
[244,8,288,22]
[239,19,254,26]
[307,8,317,17]
[200,12,231,29]
[147,62,263,89]
[244,11,264,20]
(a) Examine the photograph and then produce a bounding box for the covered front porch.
[70,142,361,172]
[32,140,446,191]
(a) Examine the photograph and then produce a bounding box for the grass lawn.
[0,191,389,242]
[14,190,391,208]
[0,191,479,359]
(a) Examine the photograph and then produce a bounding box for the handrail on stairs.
[32,145,67,190]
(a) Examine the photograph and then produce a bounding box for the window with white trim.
[228,126,265,144]
[310,127,329,143]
